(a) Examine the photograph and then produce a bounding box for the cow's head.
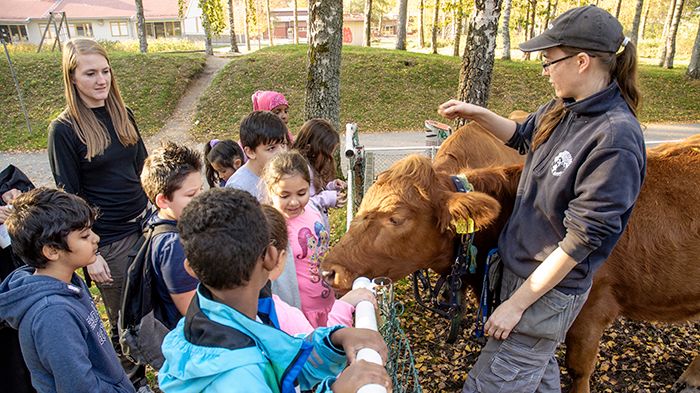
[322,155,501,292]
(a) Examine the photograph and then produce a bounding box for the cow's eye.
[388,216,404,225]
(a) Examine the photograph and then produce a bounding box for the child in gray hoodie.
[0,188,134,393]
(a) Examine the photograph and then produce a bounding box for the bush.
[4,42,38,54]
[97,38,203,53]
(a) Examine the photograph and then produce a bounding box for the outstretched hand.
[330,327,388,364]
[437,100,485,122]
[339,288,377,308]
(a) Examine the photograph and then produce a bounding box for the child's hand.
[331,360,391,393]
[336,190,347,208]
[330,327,388,364]
[332,179,347,190]
[339,288,376,308]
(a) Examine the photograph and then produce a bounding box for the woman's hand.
[87,254,113,284]
[1,188,21,205]
[332,179,347,190]
[437,100,485,122]
[331,360,392,393]
[339,288,377,308]
[484,299,525,340]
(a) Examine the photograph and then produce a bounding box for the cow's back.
[597,137,700,322]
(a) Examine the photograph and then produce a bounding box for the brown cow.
[322,135,700,392]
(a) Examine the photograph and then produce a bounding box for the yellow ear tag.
[453,217,476,234]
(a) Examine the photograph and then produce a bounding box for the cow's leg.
[674,355,700,393]
[564,284,620,393]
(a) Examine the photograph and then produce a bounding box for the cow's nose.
[321,269,336,284]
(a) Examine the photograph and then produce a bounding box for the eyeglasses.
[541,54,575,70]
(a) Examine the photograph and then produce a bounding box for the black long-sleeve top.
[47,107,148,247]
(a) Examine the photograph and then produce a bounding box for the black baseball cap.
[519,5,624,53]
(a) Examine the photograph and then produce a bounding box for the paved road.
[2,122,698,188]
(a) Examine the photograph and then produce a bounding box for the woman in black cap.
[438,5,646,392]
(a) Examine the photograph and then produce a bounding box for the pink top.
[272,294,354,336]
[287,203,335,328]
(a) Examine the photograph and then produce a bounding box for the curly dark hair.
[140,142,202,203]
[6,187,97,268]
[177,188,269,289]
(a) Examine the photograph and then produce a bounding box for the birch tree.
[663,0,685,68]
[457,0,503,122]
[432,0,441,54]
[630,0,644,46]
[135,0,148,53]
[688,18,700,79]
[305,0,343,130]
[364,0,373,46]
[501,0,513,60]
[228,0,240,52]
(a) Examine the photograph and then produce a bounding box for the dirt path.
[144,55,231,151]
[0,55,232,187]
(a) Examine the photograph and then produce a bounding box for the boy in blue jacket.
[0,188,135,393]
[158,188,390,392]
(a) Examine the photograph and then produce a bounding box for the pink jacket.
[272,294,354,336]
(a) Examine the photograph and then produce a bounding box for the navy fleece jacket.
[0,267,134,393]
[499,81,646,295]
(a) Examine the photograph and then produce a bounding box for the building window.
[110,21,129,37]
[146,21,182,38]
[71,23,93,37]
[0,25,28,42]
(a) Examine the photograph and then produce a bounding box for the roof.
[0,0,181,22]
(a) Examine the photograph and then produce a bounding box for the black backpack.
[118,221,177,369]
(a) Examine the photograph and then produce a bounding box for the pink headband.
[252,90,289,111]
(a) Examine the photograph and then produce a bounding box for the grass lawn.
[0,51,205,151]
[193,45,700,142]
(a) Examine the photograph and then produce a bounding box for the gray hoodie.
[0,267,134,393]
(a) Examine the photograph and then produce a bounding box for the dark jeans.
[95,232,146,387]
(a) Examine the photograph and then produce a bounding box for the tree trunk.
[364,0,373,46]
[293,0,299,44]
[228,0,240,52]
[688,19,700,79]
[640,0,650,39]
[378,13,384,37]
[630,0,644,46]
[501,0,512,60]
[453,0,464,57]
[543,0,552,31]
[201,10,214,55]
[244,0,251,50]
[135,0,148,53]
[431,0,441,54]
[457,0,503,123]
[663,0,685,69]
[305,0,343,130]
[266,0,273,46]
[658,0,676,66]
[551,0,559,19]
[524,0,536,61]
[396,0,408,49]
[420,0,426,47]
[614,0,622,18]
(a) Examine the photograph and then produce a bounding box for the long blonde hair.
[532,43,641,150]
[60,38,138,160]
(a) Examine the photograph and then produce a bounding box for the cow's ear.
[439,191,501,233]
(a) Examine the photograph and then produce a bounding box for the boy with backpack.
[0,188,134,393]
[138,142,203,330]
[158,188,391,392]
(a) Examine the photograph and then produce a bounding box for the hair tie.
[209,139,220,148]
[617,37,630,54]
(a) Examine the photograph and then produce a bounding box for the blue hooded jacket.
[0,267,134,393]
[158,285,347,393]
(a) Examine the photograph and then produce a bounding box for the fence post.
[353,277,388,393]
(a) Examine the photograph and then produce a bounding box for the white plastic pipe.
[346,168,353,231]
[352,277,387,393]
[345,123,357,158]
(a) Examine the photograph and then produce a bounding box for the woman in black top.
[47,38,149,392]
